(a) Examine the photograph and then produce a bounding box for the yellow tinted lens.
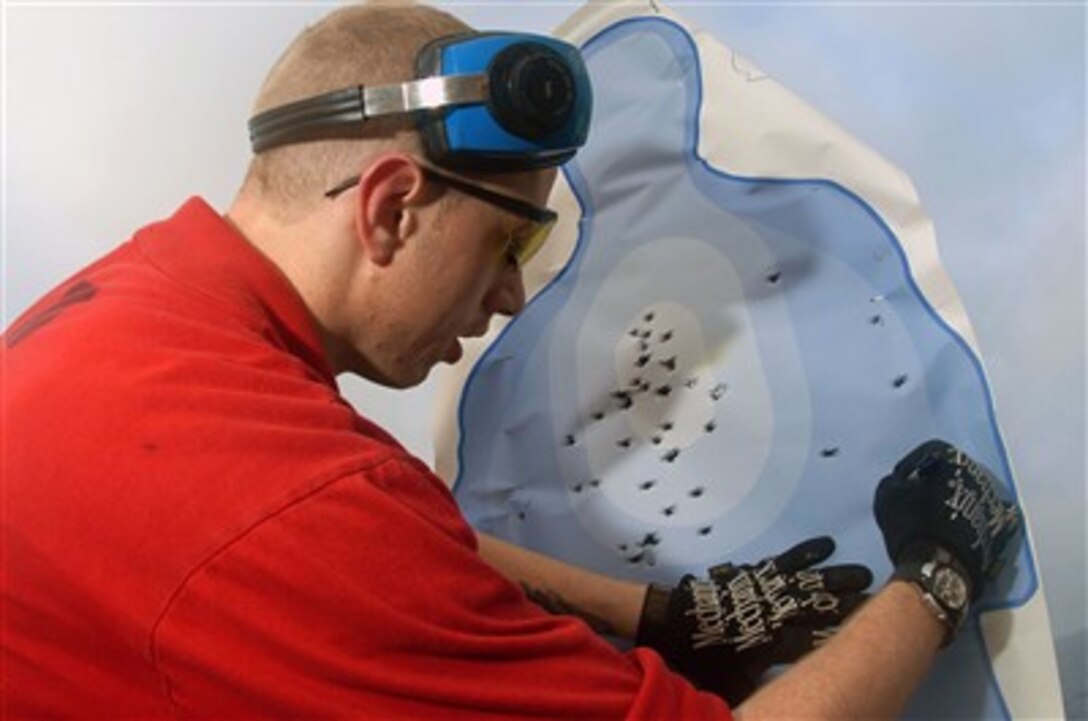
[511,217,556,267]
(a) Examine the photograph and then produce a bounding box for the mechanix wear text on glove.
[636,536,872,705]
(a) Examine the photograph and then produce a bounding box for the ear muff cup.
[487,42,576,140]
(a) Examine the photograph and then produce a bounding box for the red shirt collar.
[135,197,336,386]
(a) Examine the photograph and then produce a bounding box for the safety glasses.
[324,163,558,267]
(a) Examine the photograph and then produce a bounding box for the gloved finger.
[873,472,899,515]
[873,472,923,561]
[893,439,953,478]
[806,563,874,592]
[773,536,835,573]
[875,467,923,509]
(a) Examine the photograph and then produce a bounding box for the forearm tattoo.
[521,583,618,636]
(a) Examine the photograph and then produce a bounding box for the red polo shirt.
[1,198,731,718]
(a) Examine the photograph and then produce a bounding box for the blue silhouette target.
[452,18,1034,719]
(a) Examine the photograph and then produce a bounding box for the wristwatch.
[893,547,971,646]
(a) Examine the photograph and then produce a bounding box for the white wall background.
[4,2,1083,716]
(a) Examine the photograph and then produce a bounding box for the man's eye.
[505,231,529,267]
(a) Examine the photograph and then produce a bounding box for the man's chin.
[382,364,434,389]
[338,355,432,390]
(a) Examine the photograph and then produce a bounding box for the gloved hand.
[875,439,1022,597]
[874,439,1022,643]
[636,536,872,705]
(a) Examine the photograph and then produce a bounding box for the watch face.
[932,566,969,611]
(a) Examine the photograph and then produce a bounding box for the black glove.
[636,536,872,705]
[874,439,1022,599]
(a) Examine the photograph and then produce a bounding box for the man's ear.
[353,153,427,266]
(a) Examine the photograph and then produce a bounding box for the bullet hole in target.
[589,479,601,488]
[592,411,605,421]
[640,532,661,547]
[660,331,673,343]
[639,480,657,491]
[617,438,633,448]
[704,420,717,433]
[662,505,677,517]
[688,487,705,498]
[572,483,584,493]
[821,447,840,458]
[698,526,713,536]
[766,270,782,284]
[710,383,727,400]
[870,314,884,326]
[644,312,655,323]
[639,341,650,352]
[651,435,663,445]
[684,378,699,389]
[659,356,677,372]
[656,385,673,397]
[624,549,658,566]
[635,354,651,368]
[892,374,909,389]
[662,448,680,463]
[564,434,576,447]
[640,330,652,340]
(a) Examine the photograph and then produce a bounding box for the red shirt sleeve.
[152,457,732,719]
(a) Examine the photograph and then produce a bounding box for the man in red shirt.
[2,3,1020,718]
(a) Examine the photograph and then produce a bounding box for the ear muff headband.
[247,31,591,172]
[247,75,489,153]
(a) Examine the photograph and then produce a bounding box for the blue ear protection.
[247,32,592,173]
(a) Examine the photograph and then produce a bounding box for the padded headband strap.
[249,75,488,153]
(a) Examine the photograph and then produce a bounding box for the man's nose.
[485,264,526,318]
